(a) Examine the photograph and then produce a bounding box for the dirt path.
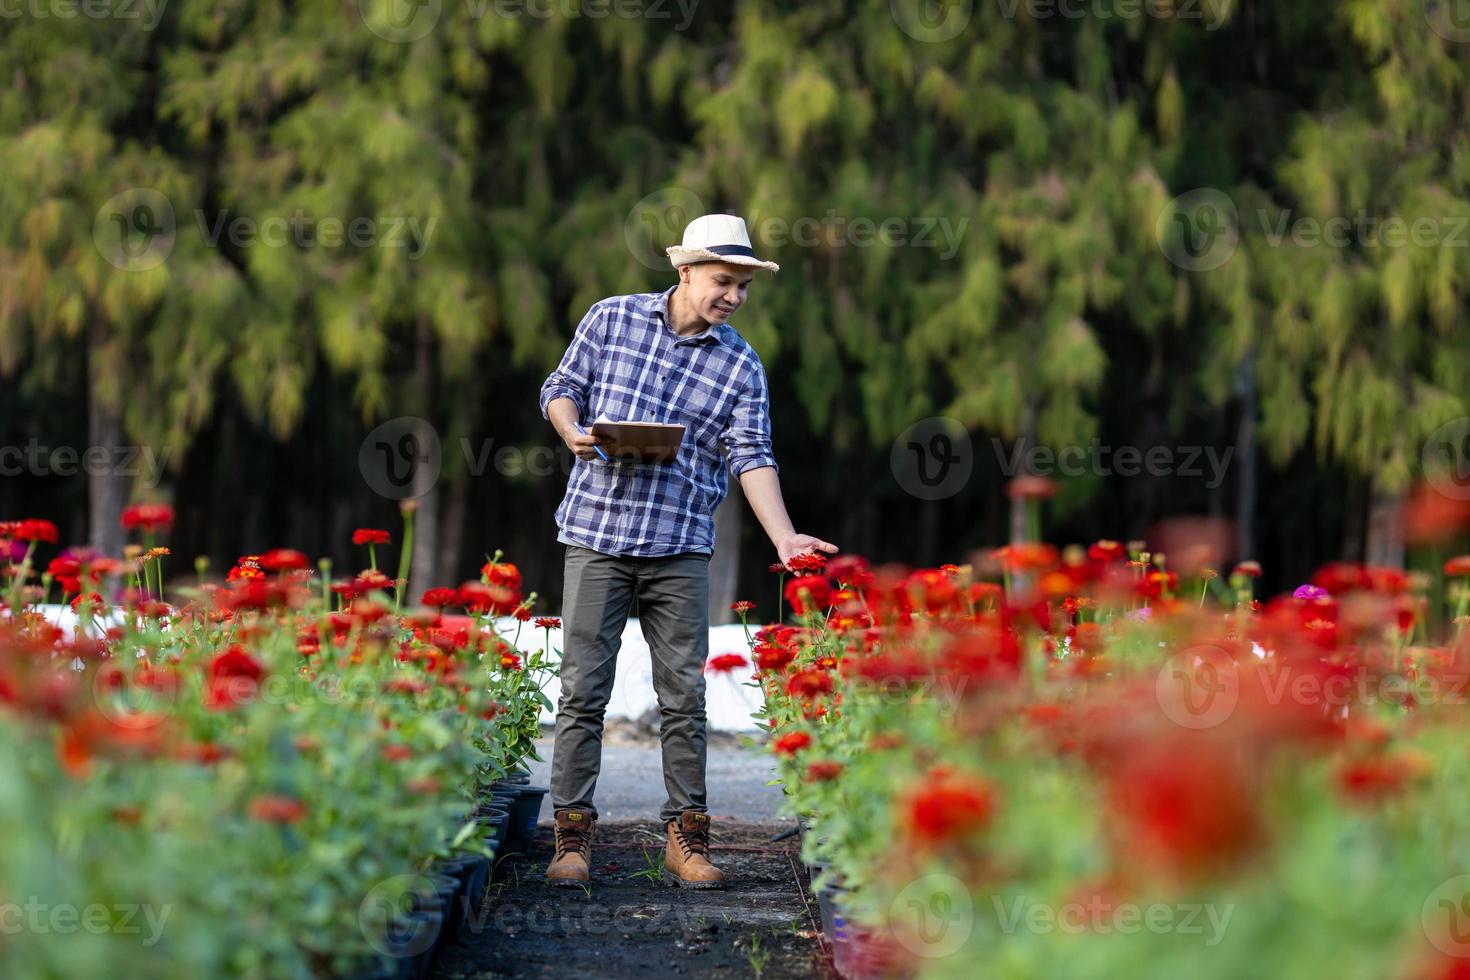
[429,819,831,979]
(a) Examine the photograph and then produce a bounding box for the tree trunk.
[1365,481,1406,568]
[437,463,468,587]
[88,328,128,560]
[708,479,743,625]
[1234,356,1258,561]
[408,317,439,599]
[1009,402,1038,545]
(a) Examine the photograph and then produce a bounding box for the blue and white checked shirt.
[539,285,779,558]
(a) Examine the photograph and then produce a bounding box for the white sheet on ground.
[490,617,763,732]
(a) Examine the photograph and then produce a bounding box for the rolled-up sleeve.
[721,357,779,477]
[539,303,605,419]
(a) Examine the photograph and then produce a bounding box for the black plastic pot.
[373,904,444,977]
[404,907,447,978]
[419,872,460,946]
[337,954,400,980]
[477,806,511,852]
[503,785,548,853]
[436,853,492,927]
[494,769,531,789]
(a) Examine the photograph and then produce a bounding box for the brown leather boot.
[663,810,725,889]
[546,807,596,887]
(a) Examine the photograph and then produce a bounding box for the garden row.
[751,494,1470,980]
[0,508,560,978]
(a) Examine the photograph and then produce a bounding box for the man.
[538,213,837,889]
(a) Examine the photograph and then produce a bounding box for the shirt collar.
[644,285,726,346]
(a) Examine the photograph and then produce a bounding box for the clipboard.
[589,415,685,463]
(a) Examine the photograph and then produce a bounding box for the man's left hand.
[776,534,839,571]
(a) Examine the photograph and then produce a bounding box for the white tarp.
[491,617,764,732]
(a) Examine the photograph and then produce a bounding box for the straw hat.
[666,214,779,273]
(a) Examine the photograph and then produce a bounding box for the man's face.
[681,262,754,325]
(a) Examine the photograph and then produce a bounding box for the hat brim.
[666,246,779,274]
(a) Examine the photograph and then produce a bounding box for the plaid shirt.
[539,285,779,557]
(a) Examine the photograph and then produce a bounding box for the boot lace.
[555,823,592,859]
[672,822,710,858]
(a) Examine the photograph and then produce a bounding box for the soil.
[428,819,832,979]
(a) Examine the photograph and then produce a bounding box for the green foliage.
[2,0,1468,513]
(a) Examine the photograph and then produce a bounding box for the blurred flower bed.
[751,498,1470,980]
[0,507,557,978]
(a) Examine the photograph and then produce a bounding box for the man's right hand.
[566,430,611,462]
[547,397,611,461]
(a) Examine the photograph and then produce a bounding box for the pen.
[574,422,611,462]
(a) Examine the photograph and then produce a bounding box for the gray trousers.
[550,544,711,823]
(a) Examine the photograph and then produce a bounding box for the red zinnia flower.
[259,548,309,572]
[481,561,522,590]
[534,617,562,630]
[499,653,522,671]
[121,504,175,534]
[903,770,997,846]
[786,669,834,698]
[15,519,59,543]
[730,600,756,615]
[205,645,265,710]
[1005,475,1058,500]
[786,552,830,573]
[460,581,521,616]
[992,543,1059,574]
[772,731,812,755]
[421,587,459,608]
[352,528,391,546]
[248,794,308,824]
[1445,556,1470,578]
[805,760,845,782]
[1335,752,1429,805]
[706,653,749,673]
[784,575,831,616]
[353,569,394,592]
[754,647,798,673]
[1105,740,1262,880]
